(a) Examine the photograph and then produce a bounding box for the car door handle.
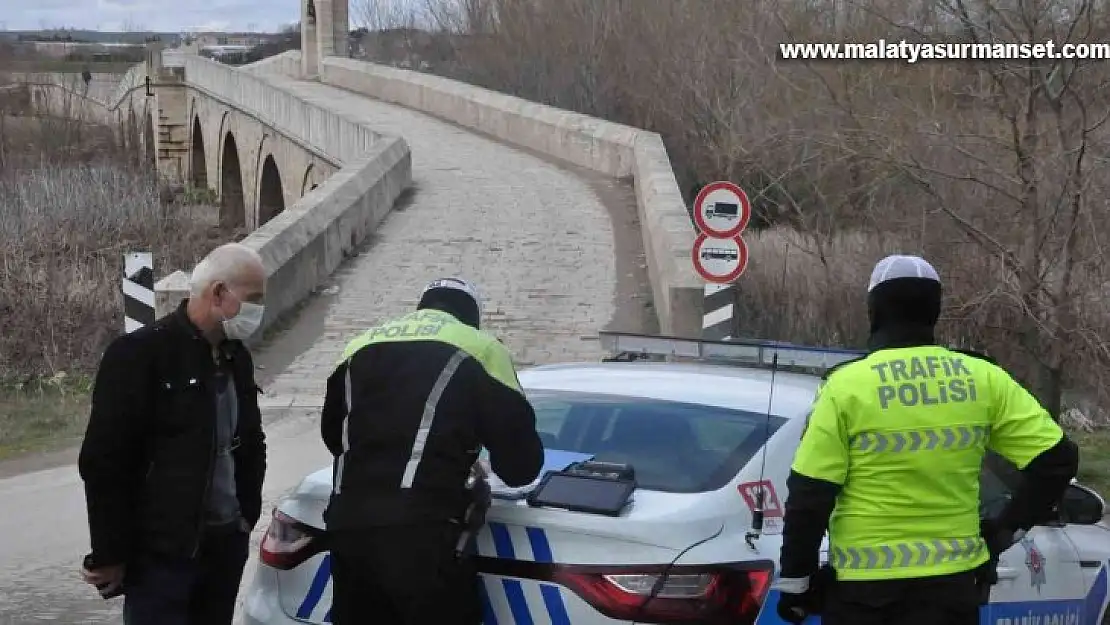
[996,567,1021,580]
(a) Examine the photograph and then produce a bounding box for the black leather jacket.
[78,300,266,566]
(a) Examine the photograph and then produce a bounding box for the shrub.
[0,124,222,377]
[741,228,1109,421]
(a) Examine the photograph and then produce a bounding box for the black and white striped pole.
[691,181,751,341]
[701,284,735,340]
[123,252,155,333]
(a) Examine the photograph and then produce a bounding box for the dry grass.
[0,67,233,456]
[0,161,218,376]
[0,113,225,379]
[735,228,897,348]
[0,376,91,460]
[741,228,1110,419]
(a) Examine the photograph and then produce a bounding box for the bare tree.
[354,0,421,31]
[416,0,1110,418]
[424,0,496,34]
[776,0,1110,416]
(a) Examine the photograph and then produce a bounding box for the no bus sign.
[692,233,749,284]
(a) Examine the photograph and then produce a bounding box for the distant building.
[178,31,291,64]
[13,30,180,46]
[23,41,147,62]
[198,44,255,61]
[188,32,277,48]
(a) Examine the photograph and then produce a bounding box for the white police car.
[241,332,1110,625]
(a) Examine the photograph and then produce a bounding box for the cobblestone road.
[253,76,649,412]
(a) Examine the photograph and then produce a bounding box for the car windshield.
[525,390,788,493]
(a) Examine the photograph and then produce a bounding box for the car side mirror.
[1058,483,1105,525]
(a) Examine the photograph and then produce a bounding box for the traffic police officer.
[773,255,1079,625]
[320,277,544,625]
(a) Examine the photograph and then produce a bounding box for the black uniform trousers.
[823,570,982,625]
[121,521,250,625]
[330,522,483,625]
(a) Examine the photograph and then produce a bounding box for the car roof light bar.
[598,331,866,372]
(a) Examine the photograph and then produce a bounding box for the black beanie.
[867,277,942,334]
[417,282,481,329]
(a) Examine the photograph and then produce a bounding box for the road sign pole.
[691,181,751,341]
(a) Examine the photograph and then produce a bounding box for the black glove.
[975,518,1019,603]
[980,517,1017,559]
[775,565,834,624]
[456,465,492,557]
[776,590,809,624]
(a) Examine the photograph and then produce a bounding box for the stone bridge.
[26,0,707,404]
[167,54,357,231]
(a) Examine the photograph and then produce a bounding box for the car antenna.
[744,243,790,551]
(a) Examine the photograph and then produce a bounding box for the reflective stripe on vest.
[399,349,469,488]
[850,425,991,453]
[830,538,986,570]
[332,363,355,495]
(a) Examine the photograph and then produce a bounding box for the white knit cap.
[422,277,482,314]
[867,255,940,292]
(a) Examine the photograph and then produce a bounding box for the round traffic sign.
[692,233,749,284]
[693,181,751,238]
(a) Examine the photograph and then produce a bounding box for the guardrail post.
[123,252,155,333]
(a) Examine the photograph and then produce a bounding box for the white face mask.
[222,301,265,340]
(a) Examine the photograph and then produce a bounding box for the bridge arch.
[215,110,232,167]
[127,108,139,156]
[189,115,207,189]
[258,154,285,226]
[220,131,246,228]
[301,164,319,195]
[143,107,156,166]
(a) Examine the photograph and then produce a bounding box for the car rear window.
[526,390,787,493]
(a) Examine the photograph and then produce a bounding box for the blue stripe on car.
[479,576,499,625]
[292,523,578,624]
[1081,564,1109,625]
[296,554,331,619]
[758,564,1109,624]
[489,522,534,625]
[525,526,572,625]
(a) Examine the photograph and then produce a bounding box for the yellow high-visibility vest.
[792,345,1063,581]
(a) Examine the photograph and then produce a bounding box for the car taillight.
[259,509,326,570]
[553,563,772,624]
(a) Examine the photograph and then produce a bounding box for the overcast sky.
[1,0,307,33]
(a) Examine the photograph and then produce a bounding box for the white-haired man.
[79,242,269,625]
